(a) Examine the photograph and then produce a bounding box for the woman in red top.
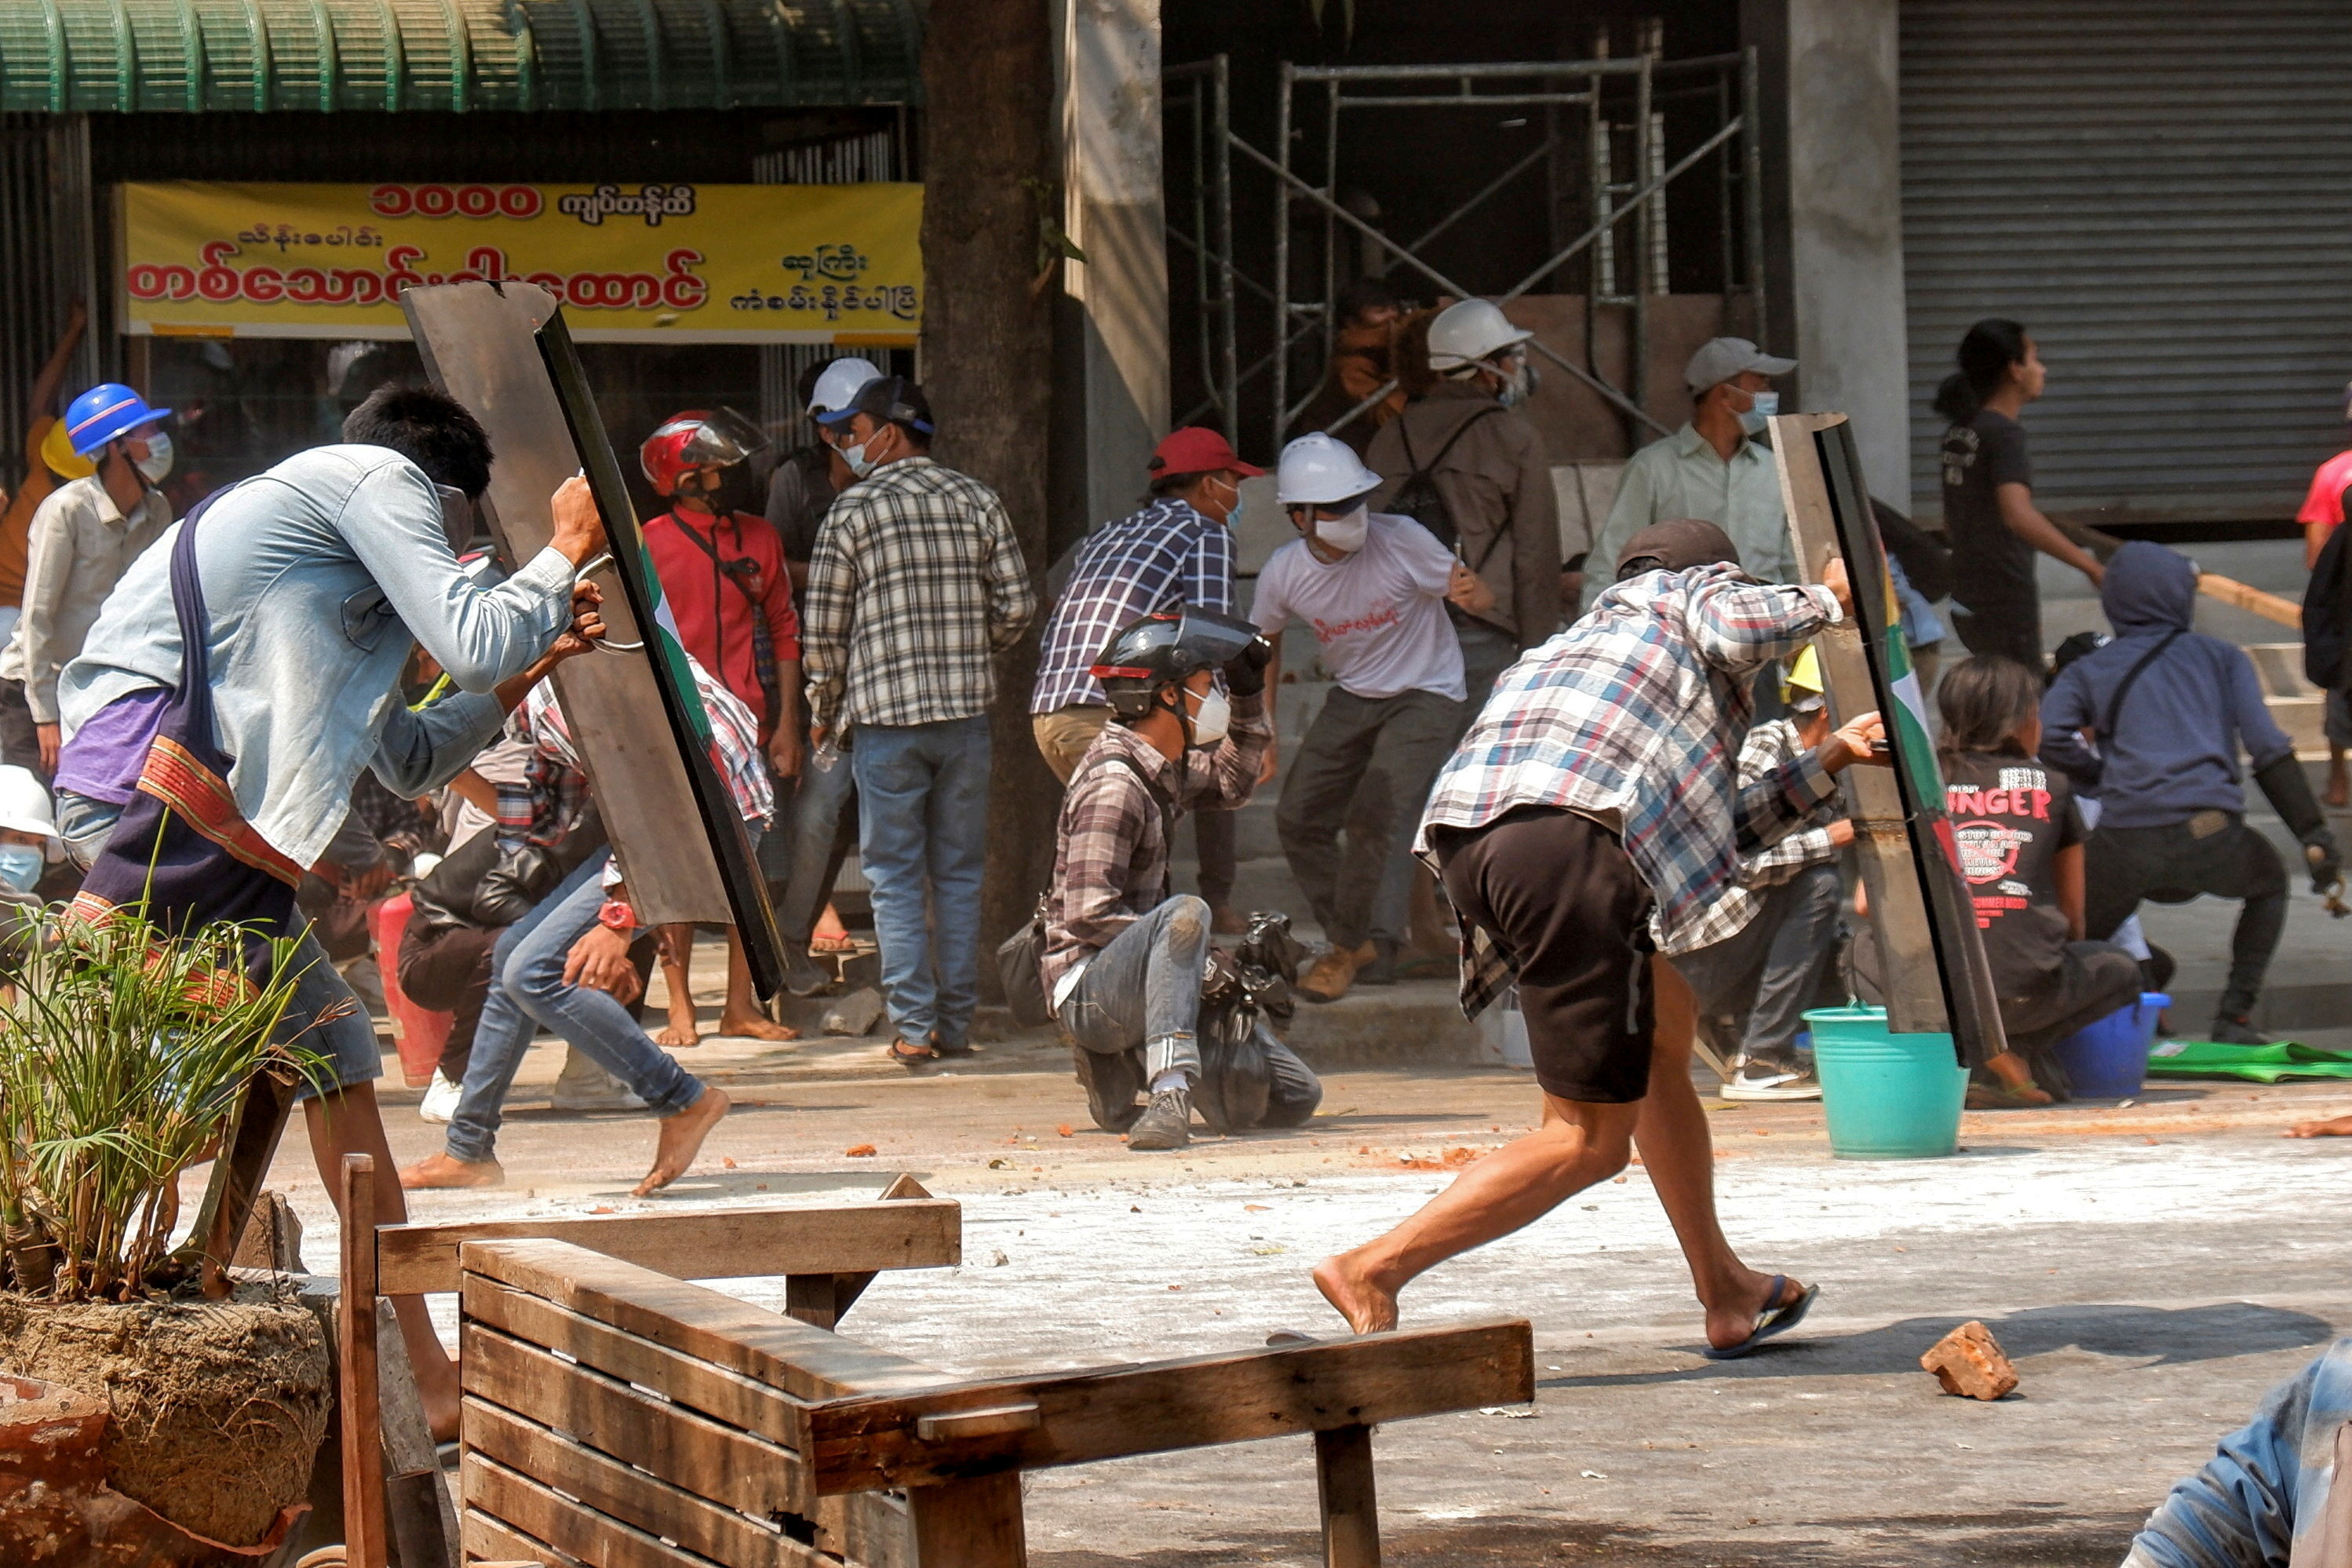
[640,408,804,1045]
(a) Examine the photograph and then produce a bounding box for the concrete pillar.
[1745,0,1912,509]
[1058,0,1169,531]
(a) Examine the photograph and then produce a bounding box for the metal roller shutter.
[1900,0,2352,525]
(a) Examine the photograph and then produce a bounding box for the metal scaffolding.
[1165,45,1766,457]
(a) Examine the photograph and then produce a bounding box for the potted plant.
[0,910,335,1558]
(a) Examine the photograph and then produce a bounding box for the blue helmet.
[64,383,171,458]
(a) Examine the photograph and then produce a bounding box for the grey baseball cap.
[1684,337,1796,394]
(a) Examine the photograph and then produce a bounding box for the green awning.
[0,0,921,112]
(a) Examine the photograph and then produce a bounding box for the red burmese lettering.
[242,264,283,303]
[662,249,707,309]
[284,267,325,302]
[370,184,411,217]
[385,246,427,293]
[415,184,455,218]
[456,185,497,218]
[499,186,542,219]
[196,241,242,301]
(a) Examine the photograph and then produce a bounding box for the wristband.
[596,899,639,933]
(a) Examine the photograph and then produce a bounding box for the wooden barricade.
[334,1169,955,1568]
[455,1236,1533,1567]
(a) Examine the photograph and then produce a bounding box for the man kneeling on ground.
[1041,608,1321,1150]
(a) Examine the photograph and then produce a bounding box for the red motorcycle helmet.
[639,407,770,497]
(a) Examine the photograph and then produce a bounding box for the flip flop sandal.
[1700,1276,1820,1361]
[884,1038,938,1068]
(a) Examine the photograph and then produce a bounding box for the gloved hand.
[1223,633,1275,697]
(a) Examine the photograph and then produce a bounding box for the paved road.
[260,1046,2352,1565]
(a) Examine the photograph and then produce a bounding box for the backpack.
[2306,493,2352,688]
[1390,404,1507,559]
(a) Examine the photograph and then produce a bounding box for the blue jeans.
[851,716,992,1049]
[444,849,702,1165]
[1058,895,1210,1081]
[772,743,858,943]
[57,789,381,1095]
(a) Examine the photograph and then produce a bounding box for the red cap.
[1147,426,1264,478]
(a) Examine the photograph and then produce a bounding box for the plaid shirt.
[802,456,1035,733]
[1040,694,1272,997]
[1688,717,1846,948]
[497,655,774,891]
[1030,498,1235,713]
[1417,563,1842,1015]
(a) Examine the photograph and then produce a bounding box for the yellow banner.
[118,181,923,344]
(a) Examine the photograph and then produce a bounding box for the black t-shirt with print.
[1942,410,2035,619]
[1943,749,2081,994]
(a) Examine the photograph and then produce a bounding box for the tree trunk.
[920,0,1059,986]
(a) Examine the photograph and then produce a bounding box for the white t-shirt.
[1253,512,1465,702]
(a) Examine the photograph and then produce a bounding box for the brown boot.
[1298,942,1373,1005]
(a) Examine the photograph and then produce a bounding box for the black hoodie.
[2038,542,2292,828]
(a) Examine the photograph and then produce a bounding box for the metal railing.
[1166,46,1765,455]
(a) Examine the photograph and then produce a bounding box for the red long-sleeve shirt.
[643,508,801,737]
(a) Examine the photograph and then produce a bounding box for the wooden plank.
[816,1491,915,1568]
[1315,1425,1380,1568]
[401,279,729,931]
[463,1451,712,1568]
[462,1322,811,1497]
[460,1409,827,1568]
[806,1319,1533,1493]
[908,1474,1026,1568]
[461,1240,946,1400]
[341,1154,388,1568]
[384,1199,961,1296]
[463,1507,578,1566]
[822,1173,936,1327]
[377,1299,463,1568]
[1774,410,2007,1065]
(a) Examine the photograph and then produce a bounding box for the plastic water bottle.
[811,736,841,774]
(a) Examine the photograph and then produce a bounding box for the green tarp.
[2146,1040,2352,1084]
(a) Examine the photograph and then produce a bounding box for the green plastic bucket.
[1803,1005,1968,1160]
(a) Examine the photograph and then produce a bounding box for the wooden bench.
[454,1235,1533,1567]
[332,1161,957,1568]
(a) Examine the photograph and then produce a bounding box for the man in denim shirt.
[55,385,604,1440]
[2129,1339,2352,1566]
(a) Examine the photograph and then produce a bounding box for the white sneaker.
[418,1069,461,1125]
[1719,1062,1822,1102]
[551,1048,648,1112]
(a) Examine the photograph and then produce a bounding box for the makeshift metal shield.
[400,279,787,997]
[1774,411,2005,1067]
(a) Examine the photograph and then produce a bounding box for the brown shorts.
[1430,805,1656,1103]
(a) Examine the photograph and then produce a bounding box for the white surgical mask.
[1313,505,1369,555]
[134,431,174,483]
[1495,354,1539,408]
[1187,686,1231,749]
[842,441,877,479]
[0,844,42,892]
[1738,390,1780,436]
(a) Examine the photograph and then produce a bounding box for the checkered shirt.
[1688,717,1846,950]
[1030,498,1236,713]
[1040,694,1273,997]
[498,654,774,871]
[802,457,1036,733]
[1416,563,1843,1016]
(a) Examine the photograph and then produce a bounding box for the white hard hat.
[1427,298,1533,373]
[1276,432,1383,507]
[807,357,882,416]
[0,766,56,842]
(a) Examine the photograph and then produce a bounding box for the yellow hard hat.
[38,418,93,481]
[1788,645,1824,695]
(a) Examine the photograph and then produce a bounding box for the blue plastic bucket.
[2053,992,2170,1098]
[1804,1006,1968,1160]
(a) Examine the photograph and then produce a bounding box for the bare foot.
[656,1007,702,1048]
[634,1087,731,1197]
[811,903,855,952]
[2328,768,2349,810]
[717,1012,798,1042]
[1704,1271,1803,1353]
[2287,1114,2352,1138]
[1312,1252,1399,1334]
[400,1151,505,1190]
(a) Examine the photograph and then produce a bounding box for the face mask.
[841,441,877,480]
[0,844,42,893]
[435,484,477,552]
[1495,355,1540,408]
[1186,686,1231,749]
[1738,390,1781,436]
[1313,505,1369,555]
[1207,475,1244,527]
[133,432,173,483]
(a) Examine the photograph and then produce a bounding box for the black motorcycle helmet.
[1090,607,1265,721]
